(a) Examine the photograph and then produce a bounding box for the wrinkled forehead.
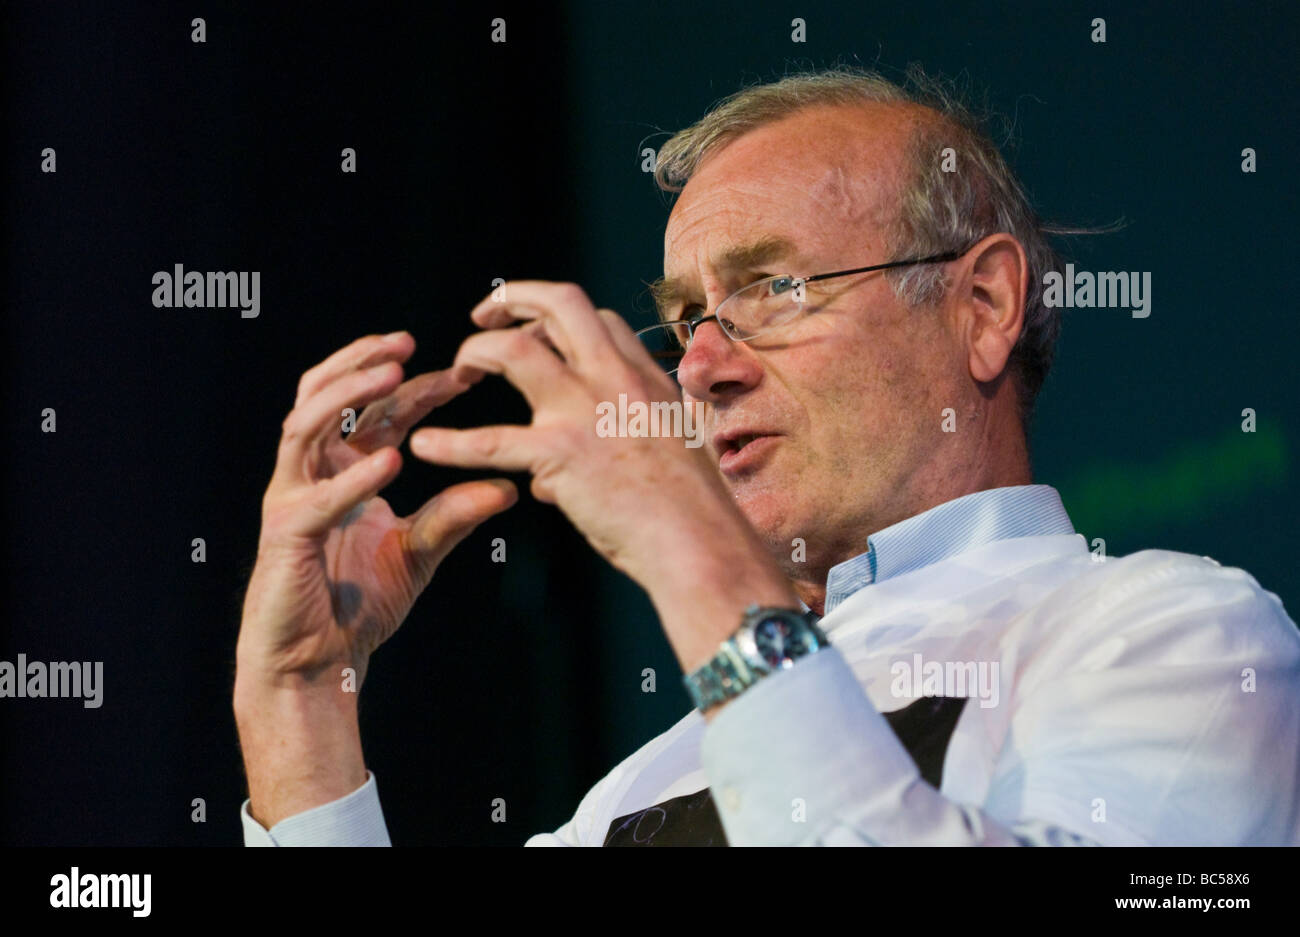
[663,104,914,269]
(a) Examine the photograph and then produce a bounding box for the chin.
[729,486,796,552]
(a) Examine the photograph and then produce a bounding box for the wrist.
[233,632,368,701]
[233,666,368,829]
[686,604,828,719]
[643,513,799,673]
[233,668,359,725]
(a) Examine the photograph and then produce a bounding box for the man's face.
[661,103,969,569]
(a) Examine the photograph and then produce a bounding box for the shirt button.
[720,787,742,811]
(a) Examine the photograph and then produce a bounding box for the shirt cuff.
[701,647,919,845]
[240,771,392,846]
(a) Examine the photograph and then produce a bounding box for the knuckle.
[468,430,500,459]
[259,492,297,531]
[505,329,536,357]
[303,483,336,519]
[554,282,591,307]
[554,423,585,457]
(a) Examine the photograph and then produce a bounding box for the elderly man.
[234,68,1299,846]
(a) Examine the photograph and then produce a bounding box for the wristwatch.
[683,604,829,713]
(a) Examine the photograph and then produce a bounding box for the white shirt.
[241,486,1300,845]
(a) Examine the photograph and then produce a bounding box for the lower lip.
[719,435,780,476]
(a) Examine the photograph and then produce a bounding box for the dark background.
[2,1,1295,845]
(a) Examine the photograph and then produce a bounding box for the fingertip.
[371,444,401,471]
[449,360,488,385]
[378,331,416,363]
[409,428,447,458]
[483,477,519,507]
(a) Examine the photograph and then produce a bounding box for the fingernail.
[384,330,408,341]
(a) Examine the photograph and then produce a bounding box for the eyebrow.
[649,235,797,320]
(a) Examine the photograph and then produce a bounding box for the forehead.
[664,102,915,270]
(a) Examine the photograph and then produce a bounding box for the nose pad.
[679,318,730,371]
[686,316,731,351]
[677,317,764,398]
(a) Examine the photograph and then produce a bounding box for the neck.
[781,426,1032,618]
[794,581,829,618]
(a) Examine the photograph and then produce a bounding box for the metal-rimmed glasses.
[636,248,969,376]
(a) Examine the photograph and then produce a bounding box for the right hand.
[235,331,518,696]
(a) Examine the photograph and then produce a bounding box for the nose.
[676,316,763,402]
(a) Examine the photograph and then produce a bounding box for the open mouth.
[717,432,780,475]
[726,434,762,454]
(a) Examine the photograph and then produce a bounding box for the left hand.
[409,281,797,671]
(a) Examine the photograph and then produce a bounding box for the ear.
[955,233,1028,384]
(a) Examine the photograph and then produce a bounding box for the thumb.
[404,478,518,574]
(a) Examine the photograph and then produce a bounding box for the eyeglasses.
[636,248,968,376]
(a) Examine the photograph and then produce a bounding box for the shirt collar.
[816,485,1075,615]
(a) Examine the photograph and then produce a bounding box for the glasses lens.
[636,321,692,374]
[720,276,805,340]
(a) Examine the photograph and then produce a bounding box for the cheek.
[793,370,875,471]
[809,343,922,463]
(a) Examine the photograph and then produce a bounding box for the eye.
[765,276,798,296]
[681,304,707,324]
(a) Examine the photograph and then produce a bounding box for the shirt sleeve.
[240,771,392,846]
[699,649,1095,845]
[700,559,1300,846]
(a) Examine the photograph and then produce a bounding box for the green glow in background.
[1060,420,1287,537]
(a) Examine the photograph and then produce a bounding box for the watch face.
[753,615,799,668]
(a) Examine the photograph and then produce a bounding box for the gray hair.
[654,64,1086,428]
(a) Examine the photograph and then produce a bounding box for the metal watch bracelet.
[683,605,828,712]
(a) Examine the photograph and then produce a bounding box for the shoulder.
[1034,548,1298,658]
[995,547,1300,699]
[1000,549,1300,844]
